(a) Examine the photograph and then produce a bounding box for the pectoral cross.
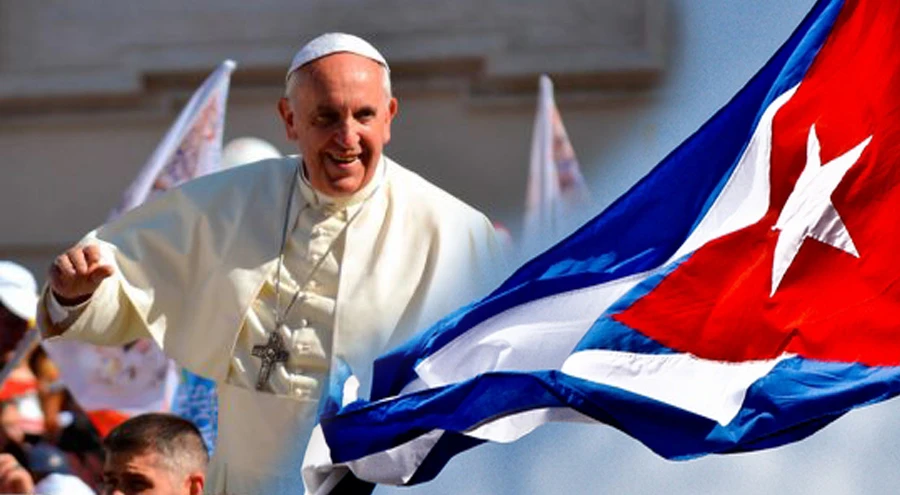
[252,331,289,391]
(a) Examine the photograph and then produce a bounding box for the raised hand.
[49,244,115,305]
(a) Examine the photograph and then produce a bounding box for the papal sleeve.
[38,158,296,380]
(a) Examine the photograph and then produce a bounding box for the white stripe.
[303,426,445,490]
[464,407,595,443]
[561,350,792,426]
[347,430,445,485]
[415,270,649,387]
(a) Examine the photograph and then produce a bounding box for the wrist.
[51,290,92,307]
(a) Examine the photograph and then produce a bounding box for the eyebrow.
[103,472,154,489]
[314,106,339,115]
[313,104,379,115]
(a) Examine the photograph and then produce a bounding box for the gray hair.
[284,61,392,102]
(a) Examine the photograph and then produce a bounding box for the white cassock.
[39,156,503,494]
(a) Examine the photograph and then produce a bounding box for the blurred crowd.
[0,261,103,493]
[0,261,208,494]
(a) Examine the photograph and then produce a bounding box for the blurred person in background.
[0,262,99,492]
[101,413,207,495]
[0,401,28,467]
[0,408,96,494]
[0,261,35,361]
[0,446,95,495]
[0,262,67,444]
[57,406,106,490]
[28,442,95,495]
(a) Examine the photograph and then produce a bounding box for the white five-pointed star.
[770,124,872,296]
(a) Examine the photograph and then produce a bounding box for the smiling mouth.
[326,154,361,169]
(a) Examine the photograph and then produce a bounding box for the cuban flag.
[303,0,900,490]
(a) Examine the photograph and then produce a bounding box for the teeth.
[330,156,358,164]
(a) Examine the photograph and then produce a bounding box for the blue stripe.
[326,357,900,466]
[318,358,355,417]
[370,0,845,403]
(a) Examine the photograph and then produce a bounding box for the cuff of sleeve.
[45,290,91,325]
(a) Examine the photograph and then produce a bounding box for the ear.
[277,97,299,141]
[186,472,205,495]
[383,97,399,145]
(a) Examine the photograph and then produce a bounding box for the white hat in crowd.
[0,261,38,323]
[286,32,389,80]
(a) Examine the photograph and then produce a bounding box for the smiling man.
[279,50,398,197]
[40,33,502,493]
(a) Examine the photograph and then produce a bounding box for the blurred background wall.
[0,0,664,275]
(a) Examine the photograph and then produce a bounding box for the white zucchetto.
[286,33,389,80]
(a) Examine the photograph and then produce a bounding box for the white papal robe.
[39,156,503,494]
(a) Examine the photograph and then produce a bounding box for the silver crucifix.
[252,331,289,391]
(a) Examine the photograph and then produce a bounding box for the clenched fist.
[49,244,115,305]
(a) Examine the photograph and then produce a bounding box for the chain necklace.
[252,160,382,390]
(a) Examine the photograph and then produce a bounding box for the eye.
[312,112,338,127]
[354,108,377,123]
[117,473,154,494]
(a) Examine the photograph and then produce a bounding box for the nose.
[334,119,360,149]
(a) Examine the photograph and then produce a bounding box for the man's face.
[278,53,398,196]
[102,450,193,495]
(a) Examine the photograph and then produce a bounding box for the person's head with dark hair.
[57,409,105,490]
[102,413,207,495]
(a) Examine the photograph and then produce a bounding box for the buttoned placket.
[271,205,345,399]
[258,158,385,397]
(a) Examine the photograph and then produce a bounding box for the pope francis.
[40,33,502,494]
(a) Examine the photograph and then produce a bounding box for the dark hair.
[57,407,103,457]
[103,413,208,474]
